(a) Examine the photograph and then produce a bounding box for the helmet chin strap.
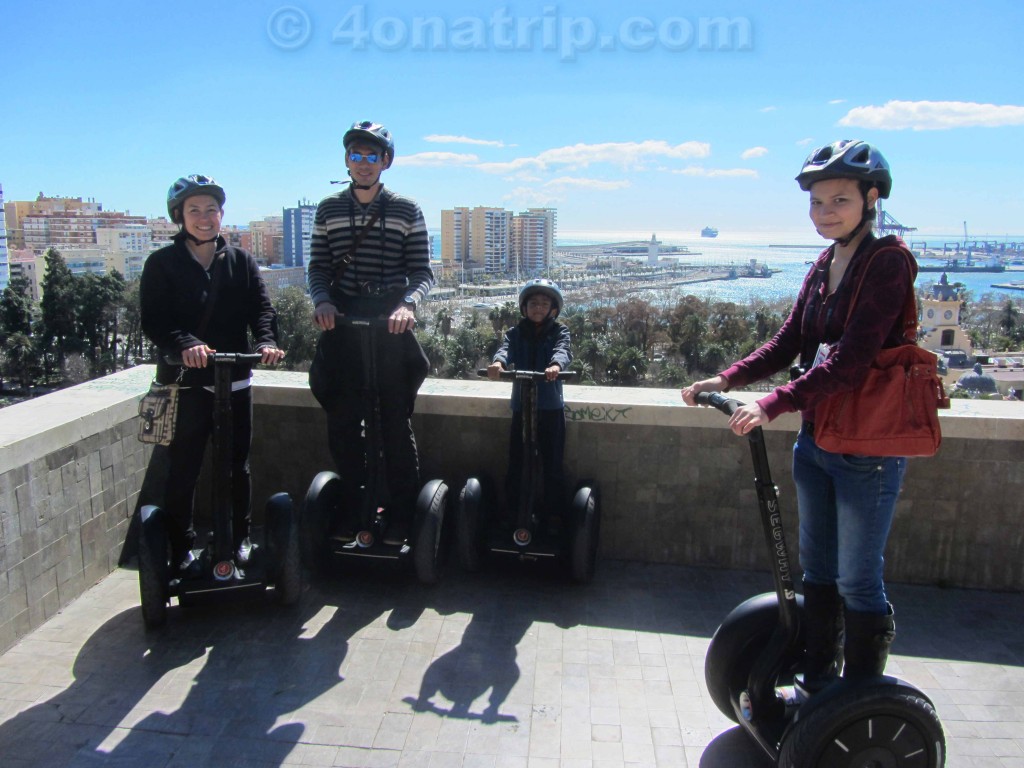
[347,171,381,191]
[184,231,219,246]
[833,199,873,247]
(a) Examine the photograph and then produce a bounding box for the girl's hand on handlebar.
[388,304,416,334]
[544,364,560,382]
[681,376,727,406]
[487,361,505,380]
[313,302,336,331]
[181,343,215,368]
[728,402,768,435]
[259,346,286,366]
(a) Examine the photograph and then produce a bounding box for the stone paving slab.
[0,560,1022,767]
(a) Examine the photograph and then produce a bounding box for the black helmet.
[167,174,226,222]
[795,140,892,198]
[343,120,395,165]
[519,278,563,316]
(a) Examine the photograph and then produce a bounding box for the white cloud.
[398,152,479,167]
[476,140,711,175]
[838,100,1024,130]
[760,106,777,112]
[828,99,846,105]
[673,167,759,178]
[796,138,815,146]
[423,134,508,147]
[545,177,632,191]
[502,186,562,207]
[741,146,769,159]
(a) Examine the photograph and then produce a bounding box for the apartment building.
[283,201,317,269]
[511,207,557,275]
[248,216,284,265]
[0,183,9,291]
[442,205,556,276]
[96,225,152,281]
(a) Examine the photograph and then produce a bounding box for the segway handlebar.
[332,313,392,329]
[695,391,741,417]
[477,368,577,382]
[162,351,265,366]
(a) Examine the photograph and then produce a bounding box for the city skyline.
[5,1,1023,241]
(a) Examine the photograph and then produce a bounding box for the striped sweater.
[307,185,434,307]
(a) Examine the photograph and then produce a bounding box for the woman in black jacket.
[140,175,285,575]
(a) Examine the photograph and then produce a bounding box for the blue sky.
[5,1,1023,242]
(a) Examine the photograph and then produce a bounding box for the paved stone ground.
[0,559,1022,767]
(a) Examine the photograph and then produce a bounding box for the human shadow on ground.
[0,570,407,767]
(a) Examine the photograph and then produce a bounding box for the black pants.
[310,316,429,519]
[506,408,567,524]
[161,385,253,564]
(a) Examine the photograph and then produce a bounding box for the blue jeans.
[793,426,907,614]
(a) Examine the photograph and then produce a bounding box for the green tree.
[488,301,518,337]
[0,276,35,340]
[119,280,146,367]
[272,286,317,370]
[76,270,125,376]
[36,248,78,380]
[2,332,38,390]
[435,307,454,341]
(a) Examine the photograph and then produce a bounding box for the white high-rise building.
[0,183,9,291]
[512,208,557,276]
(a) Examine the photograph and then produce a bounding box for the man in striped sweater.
[307,120,434,546]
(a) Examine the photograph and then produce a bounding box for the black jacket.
[140,234,278,387]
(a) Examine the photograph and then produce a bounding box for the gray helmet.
[519,278,563,316]
[167,174,226,222]
[343,120,395,164]
[795,140,892,198]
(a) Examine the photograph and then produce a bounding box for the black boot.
[842,603,896,681]
[796,581,845,695]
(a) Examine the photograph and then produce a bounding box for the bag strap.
[335,208,382,283]
[842,246,918,344]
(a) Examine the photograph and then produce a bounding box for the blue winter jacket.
[492,318,572,411]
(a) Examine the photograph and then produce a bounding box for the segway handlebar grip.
[477,368,577,382]
[695,391,741,417]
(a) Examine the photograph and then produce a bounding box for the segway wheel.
[413,479,448,585]
[704,592,806,723]
[569,484,600,584]
[265,492,301,606]
[138,504,170,629]
[456,478,485,572]
[301,471,341,578]
[778,680,945,768]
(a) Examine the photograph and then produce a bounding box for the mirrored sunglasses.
[349,152,380,164]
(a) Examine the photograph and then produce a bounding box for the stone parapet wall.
[1,367,1021,655]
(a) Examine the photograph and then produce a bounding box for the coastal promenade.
[0,559,1022,767]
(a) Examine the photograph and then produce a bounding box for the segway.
[137,352,301,629]
[697,392,944,767]
[301,316,448,585]
[456,368,600,583]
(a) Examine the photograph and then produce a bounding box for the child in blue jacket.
[488,279,573,533]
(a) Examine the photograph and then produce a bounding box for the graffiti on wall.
[564,404,632,423]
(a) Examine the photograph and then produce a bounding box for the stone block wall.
[1,366,1021,656]
[0,367,152,653]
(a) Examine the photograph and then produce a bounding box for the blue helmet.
[343,120,395,166]
[795,140,892,198]
[167,174,226,223]
[519,278,563,316]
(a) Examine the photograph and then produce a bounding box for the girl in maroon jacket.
[682,141,916,693]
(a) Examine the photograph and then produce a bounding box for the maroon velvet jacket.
[719,234,917,422]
